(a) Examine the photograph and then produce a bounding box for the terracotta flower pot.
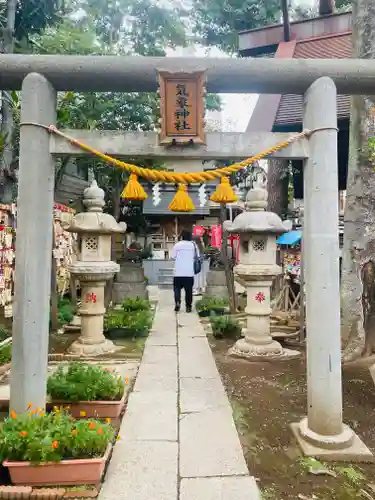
[52,391,126,419]
[4,444,111,487]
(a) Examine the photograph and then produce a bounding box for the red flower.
[255,292,265,303]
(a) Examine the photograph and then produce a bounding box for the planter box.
[52,391,126,419]
[4,444,111,487]
[105,327,148,340]
[198,308,226,318]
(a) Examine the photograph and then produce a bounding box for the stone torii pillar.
[291,77,372,461]
[10,73,56,413]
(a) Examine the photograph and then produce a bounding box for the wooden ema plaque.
[158,71,206,146]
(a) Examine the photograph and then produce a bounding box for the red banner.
[211,225,222,248]
[193,225,205,237]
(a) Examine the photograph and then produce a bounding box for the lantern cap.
[63,179,126,234]
[225,183,288,235]
[83,180,105,212]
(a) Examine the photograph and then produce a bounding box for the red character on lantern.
[85,292,97,304]
[255,292,265,303]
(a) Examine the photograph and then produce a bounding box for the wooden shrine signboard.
[157,70,206,146]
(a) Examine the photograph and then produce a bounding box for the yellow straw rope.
[43,125,311,184]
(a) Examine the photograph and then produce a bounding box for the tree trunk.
[0,0,17,203]
[267,159,289,217]
[341,0,375,361]
[319,0,334,15]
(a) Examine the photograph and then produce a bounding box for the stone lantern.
[225,182,298,360]
[65,180,126,355]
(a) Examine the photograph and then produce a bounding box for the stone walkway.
[100,291,260,500]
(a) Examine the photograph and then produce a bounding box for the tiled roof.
[274,33,351,127]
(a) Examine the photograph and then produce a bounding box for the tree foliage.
[0,1,69,45]
[190,0,353,53]
[190,0,281,53]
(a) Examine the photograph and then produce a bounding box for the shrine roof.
[241,12,352,131]
[275,33,351,127]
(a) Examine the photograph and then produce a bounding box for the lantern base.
[68,337,116,356]
[229,337,300,361]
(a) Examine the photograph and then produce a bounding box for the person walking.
[193,235,205,296]
[171,230,200,313]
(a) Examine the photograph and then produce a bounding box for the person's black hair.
[181,230,192,241]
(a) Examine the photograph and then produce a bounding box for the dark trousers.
[173,276,194,308]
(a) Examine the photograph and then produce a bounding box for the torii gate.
[4,54,374,461]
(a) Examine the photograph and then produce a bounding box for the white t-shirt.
[171,240,197,277]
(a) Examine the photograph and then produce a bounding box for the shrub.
[122,297,150,313]
[104,309,125,331]
[104,309,152,338]
[210,315,242,339]
[47,363,124,402]
[0,343,11,365]
[195,296,228,313]
[123,310,152,336]
[57,297,74,326]
[0,408,114,464]
[0,325,11,342]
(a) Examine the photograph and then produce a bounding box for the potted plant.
[1,408,114,486]
[104,308,152,340]
[210,314,242,339]
[195,296,229,318]
[47,363,126,419]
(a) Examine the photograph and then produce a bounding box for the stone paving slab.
[179,346,219,379]
[136,359,177,378]
[134,371,178,392]
[180,377,231,413]
[100,441,178,500]
[180,408,249,477]
[177,314,206,337]
[147,334,177,346]
[142,345,177,365]
[178,335,213,352]
[180,476,260,500]
[119,390,177,441]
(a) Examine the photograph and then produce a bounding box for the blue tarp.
[276,230,302,246]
